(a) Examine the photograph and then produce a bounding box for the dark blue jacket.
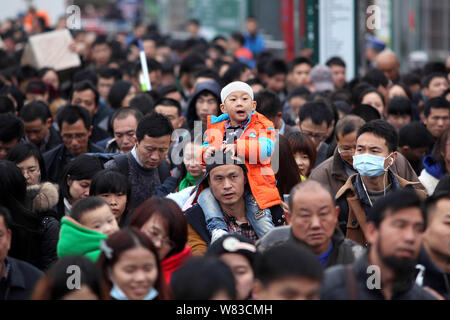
[0,257,43,300]
[43,142,105,183]
[417,247,450,299]
[321,251,437,300]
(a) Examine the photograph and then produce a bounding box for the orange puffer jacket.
[200,111,281,209]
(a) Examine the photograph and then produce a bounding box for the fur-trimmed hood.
[27,182,59,213]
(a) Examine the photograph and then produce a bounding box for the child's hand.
[220,144,236,157]
[204,146,216,160]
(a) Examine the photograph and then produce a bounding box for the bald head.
[376,50,400,82]
[288,180,335,210]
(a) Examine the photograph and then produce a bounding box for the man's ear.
[46,117,52,128]
[178,116,185,128]
[251,279,264,300]
[364,221,378,245]
[220,103,226,114]
[420,112,427,124]
[252,100,257,111]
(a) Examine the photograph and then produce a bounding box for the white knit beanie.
[220,81,254,103]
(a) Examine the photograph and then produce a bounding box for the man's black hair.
[188,19,200,26]
[155,97,182,116]
[110,107,144,136]
[230,31,245,46]
[287,86,311,100]
[386,96,413,116]
[255,90,281,119]
[92,35,110,48]
[326,56,346,68]
[298,101,334,127]
[136,58,163,74]
[129,93,155,116]
[222,62,249,86]
[0,113,24,143]
[179,53,205,77]
[423,96,450,118]
[432,178,450,198]
[170,256,236,300]
[289,56,313,72]
[246,78,264,87]
[193,67,221,84]
[73,70,98,86]
[0,96,15,114]
[57,105,91,131]
[70,196,109,223]
[97,67,122,81]
[254,242,323,286]
[20,100,51,123]
[158,84,179,97]
[136,112,174,142]
[367,189,425,229]
[265,59,288,77]
[357,119,398,152]
[402,72,421,87]
[422,62,447,77]
[398,122,434,149]
[25,79,47,94]
[442,88,450,99]
[0,205,12,230]
[422,72,447,89]
[362,68,389,88]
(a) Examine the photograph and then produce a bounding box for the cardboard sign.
[21,29,81,71]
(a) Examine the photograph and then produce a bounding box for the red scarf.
[161,245,192,283]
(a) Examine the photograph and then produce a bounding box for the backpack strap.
[113,154,130,177]
[345,264,359,300]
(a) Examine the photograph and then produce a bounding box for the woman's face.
[183,142,205,177]
[67,178,91,203]
[97,192,127,223]
[388,85,408,100]
[361,92,384,116]
[111,246,158,300]
[220,253,254,300]
[294,152,311,177]
[122,85,137,107]
[17,156,41,186]
[141,215,173,260]
[42,70,59,90]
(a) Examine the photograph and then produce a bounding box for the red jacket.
[201,111,281,209]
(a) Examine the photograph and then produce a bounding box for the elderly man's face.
[208,165,246,207]
[288,188,339,254]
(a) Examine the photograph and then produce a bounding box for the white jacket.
[418,169,440,196]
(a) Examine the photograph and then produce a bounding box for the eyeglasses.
[300,129,327,140]
[337,146,356,155]
[144,229,174,248]
[62,133,88,141]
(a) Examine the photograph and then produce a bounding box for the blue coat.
[0,257,43,300]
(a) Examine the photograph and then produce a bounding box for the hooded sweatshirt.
[56,217,107,263]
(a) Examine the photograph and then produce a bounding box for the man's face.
[386,114,411,131]
[289,96,307,122]
[208,165,246,207]
[424,198,450,259]
[424,77,448,99]
[246,19,258,35]
[266,73,286,94]
[155,105,184,129]
[0,216,12,267]
[195,92,218,122]
[71,89,98,117]
[288,188,339,254]
[61,119,91,157]
[23,118,50,146]
[291,64,311,87]
[113,115,138,154]
[299,118,328,150]
[220,91,256,125]
[143,39,156,59]
[135,134,171,169]
[366,207,425,272]
[377,60,399,82]
[337,131,357,166]
[97,77,115,100]
[92,44,111,67]
[399,146,428,164]
[254,276,320,300]
[0,138,19,160]
[424,108,450,138]
[330,65,346,89]
[355,132,392,167]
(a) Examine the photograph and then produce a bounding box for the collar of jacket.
[418,246,450,297]
[353,250,418,299]
[2,257,26,290]
[210,110,255,130]
[331,147,352,182]
[288,227,345,253]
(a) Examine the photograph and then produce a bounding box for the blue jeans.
[197,187,274,239]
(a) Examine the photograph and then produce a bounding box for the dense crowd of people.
[0,12,449,301]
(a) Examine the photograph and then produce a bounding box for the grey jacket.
[256,226,364,269]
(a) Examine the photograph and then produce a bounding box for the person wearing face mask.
[97,228,171,300]
[335,120,426,246]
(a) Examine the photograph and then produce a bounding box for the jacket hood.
[186,80,222,128]
[57,216,108,263]
[422,155,445,180]
[27,182,59,213]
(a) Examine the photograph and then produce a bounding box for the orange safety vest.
[200,111,281,209]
